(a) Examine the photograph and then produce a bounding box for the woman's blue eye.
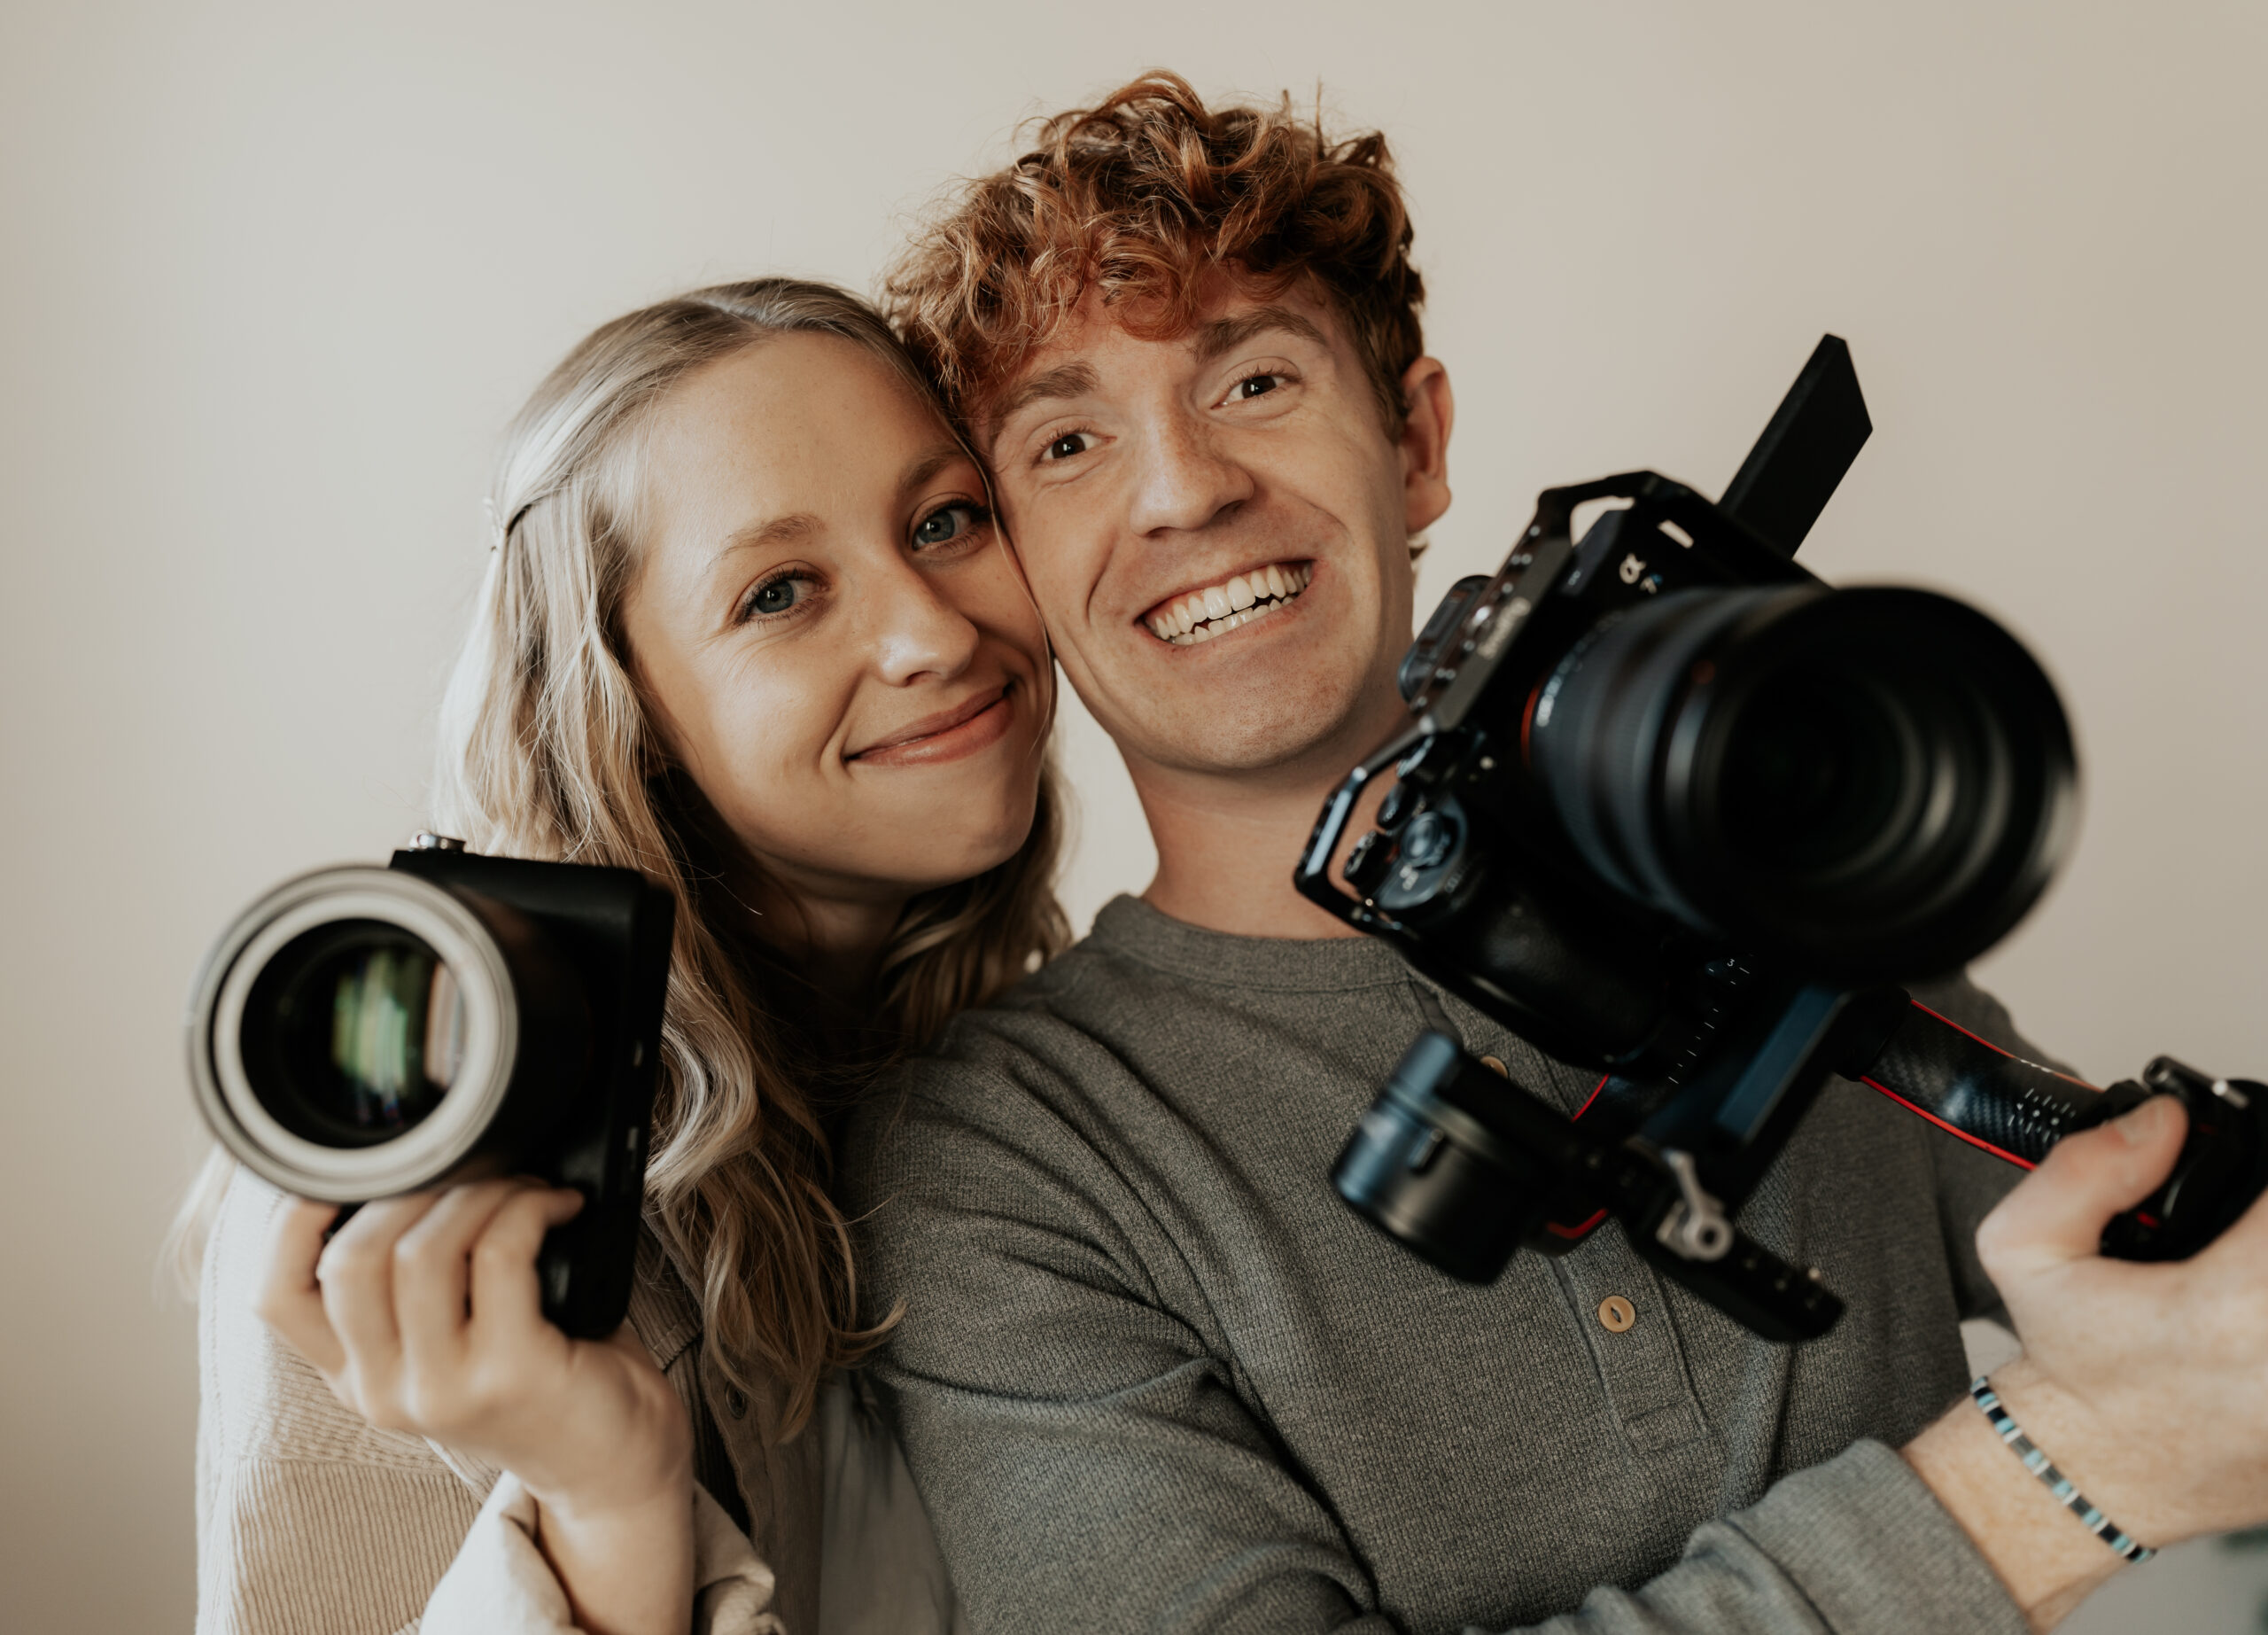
[748,575,806,618]
[914,503,986,548]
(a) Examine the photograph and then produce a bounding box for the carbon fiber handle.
[1854,1000,2138,1168]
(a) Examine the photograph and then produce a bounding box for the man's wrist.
[1902,1359,2137,1631]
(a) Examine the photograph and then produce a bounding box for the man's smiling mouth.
[1143,561,1314,645]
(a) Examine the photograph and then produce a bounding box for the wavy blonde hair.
[176,278,1068,1437]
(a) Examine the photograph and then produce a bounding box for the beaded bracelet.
[1969,1377,2155,1563]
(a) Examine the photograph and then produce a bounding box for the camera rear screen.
[241,921,467,1144]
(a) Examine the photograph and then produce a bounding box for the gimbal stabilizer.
[1299,339,2268,1341]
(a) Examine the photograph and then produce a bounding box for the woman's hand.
[257,1180,696,1635]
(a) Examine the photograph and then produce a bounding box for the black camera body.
[1300,339,2268,1341]
[189,838,674,1338]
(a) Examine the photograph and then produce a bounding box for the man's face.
[984,278,1450,787]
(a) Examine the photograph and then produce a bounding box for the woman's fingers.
[314,1191,445,1390]
[254,1198,348,1374]
[468,1186,586,1348]
[392,1179,547,1374]
[1977,1094,2188,1281]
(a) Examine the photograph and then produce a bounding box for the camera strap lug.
[1653,1147,1734,1262]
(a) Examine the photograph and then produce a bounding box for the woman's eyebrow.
[705,511,819,573]
[897,445,967,496]
[1191,305,1329,363]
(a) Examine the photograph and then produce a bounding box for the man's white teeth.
[1147,561,1314,644]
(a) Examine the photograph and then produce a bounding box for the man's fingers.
[255,1198,348,1374]
[468,1187,586,1345]
[392,1180,545,1371]
[1978,1094,2188,1279]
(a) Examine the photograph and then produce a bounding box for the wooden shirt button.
[1479,1055,1510,1078]
[1597,1295,1637,1333]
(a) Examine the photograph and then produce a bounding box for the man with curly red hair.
[848,72,2268,1635]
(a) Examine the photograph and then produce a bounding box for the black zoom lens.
[1528,585,2075,981]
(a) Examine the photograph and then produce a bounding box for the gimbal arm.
[1336,992,2268,1345]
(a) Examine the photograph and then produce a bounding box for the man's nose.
[1126,409,1254,537]
[866,557,982,686]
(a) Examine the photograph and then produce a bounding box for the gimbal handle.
[1854,1001,2268,1263]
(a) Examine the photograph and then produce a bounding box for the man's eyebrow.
[1191,305,1329,365]
[988,362,1101,432]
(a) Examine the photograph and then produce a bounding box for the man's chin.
[1114,685,1392,782]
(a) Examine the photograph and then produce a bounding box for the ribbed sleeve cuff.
[1719,1439,2028,1635]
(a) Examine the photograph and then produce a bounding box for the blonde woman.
[187,279,1065,1635]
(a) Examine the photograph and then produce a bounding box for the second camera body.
[188,837,674,1338]
[1309,337,2075,1080]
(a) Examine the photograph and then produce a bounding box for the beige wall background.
[4,2,2264,1628]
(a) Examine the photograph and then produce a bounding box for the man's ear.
[1397,356,1454,538]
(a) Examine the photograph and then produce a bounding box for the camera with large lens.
[188,836,674,1338]
[1301,338,2268,1340]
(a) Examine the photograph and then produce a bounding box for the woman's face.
[620,333,1049,927]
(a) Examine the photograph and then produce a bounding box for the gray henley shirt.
[843,897,2034,1635]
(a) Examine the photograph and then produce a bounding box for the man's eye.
[913,503,989,549]
[743,573,813,620]
[1233,373,1287,401]
[1042,431,1097,463]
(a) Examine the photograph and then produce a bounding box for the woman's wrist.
[524,1443,694,1530]
[528,1458,697,1635]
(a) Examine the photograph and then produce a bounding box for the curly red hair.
[886,72,1426,438]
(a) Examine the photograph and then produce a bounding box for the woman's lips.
[848,682,1016,767]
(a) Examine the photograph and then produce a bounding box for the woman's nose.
[1127,409,1254,538]
[866,558,981,686]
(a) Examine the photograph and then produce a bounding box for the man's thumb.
[1976,1094,2187,1278]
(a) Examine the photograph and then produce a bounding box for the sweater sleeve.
[848,1064,2027,1635]
[419,1475,784,1635]
[195,1170,484,1635]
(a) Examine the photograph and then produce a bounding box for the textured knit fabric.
[195,1166,958,1635]
[843,897,2035,1635]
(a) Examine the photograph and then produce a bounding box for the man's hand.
[1907,1094,2268,1629]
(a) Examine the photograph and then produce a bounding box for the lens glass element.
[1718,667,1915,888]
[242,921,466,1143]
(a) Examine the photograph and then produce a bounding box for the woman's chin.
[883,800,1041,895]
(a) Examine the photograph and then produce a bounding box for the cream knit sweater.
[195,1168,956,1635]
